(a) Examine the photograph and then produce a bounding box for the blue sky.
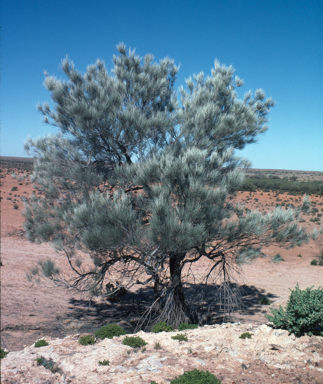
[2,0,322,171]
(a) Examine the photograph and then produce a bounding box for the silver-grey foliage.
[24,44,316,327]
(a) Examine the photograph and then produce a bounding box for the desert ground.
[1,164,323,383]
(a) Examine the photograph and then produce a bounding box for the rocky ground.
[1,168,323,383]
[2,323,323,383]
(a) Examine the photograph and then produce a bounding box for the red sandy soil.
[1,168,322,357]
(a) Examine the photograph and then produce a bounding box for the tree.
[24,44,316,328]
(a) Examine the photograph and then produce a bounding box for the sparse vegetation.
[78,335,96,345]
[98,359,110,366]
[35,357,59,373]
[0,348,9,358]
[34,339,49,348]
[177,323,198,331]
[154,342,162,349]
[271,254,284,263]
[171,334,188,342]
[152,322,174,333]
[260,297,270,305]
[239,332,253,339]
[169,369,222,384]
[122,336,147,348]
[95,324,126,339]
[240,175,323,195]
[310,259,318,266]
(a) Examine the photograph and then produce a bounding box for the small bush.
[95,324,126,339]
[170,369,222,384]
[13,204,19,209]
[319,259,323,266]
[271,254,284,263]
[122,336,147,348]
[154,342,162,349]
[98,359,110,366]
[0,348,9,358]
[310,259,318,266]
[266,284,323,336]
[79,335,96,345]
[11,186,18,191]
[152,321,174,333]
[37,259,60,277]
[171,334,188,342]
[297,254,302,257]
[34,339,49,348]
[177,323,198,331]
[260,297,270,305]
[239,332,253,339]
[35,357,59,373]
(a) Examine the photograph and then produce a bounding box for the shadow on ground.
[64,283,278,335]
[1,283,278,351]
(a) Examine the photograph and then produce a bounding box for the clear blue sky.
[2,0,323,171]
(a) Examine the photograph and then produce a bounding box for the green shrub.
[122,336,147,348]
[239,332,253,339]
[95,324,126,339]
[310,259,318,266]
[260,297,270,305]
[266,284,323,336]
[34,339,49,348]
[11,186,18,191]
[271,254,284,263]
[154,342,162,349]
[79,335,96,345]
[35,357,59,372]
[170,369,222,384]
[177,323,198,331]
[13,204,19,209]
[319,259,323,266]
[297,254,302,257]
[98,359,110,366]
[0,348,9,358]
[171,334,188,342]
[151,321,174,333]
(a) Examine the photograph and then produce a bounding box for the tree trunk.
[160,253,190,328]
[169,253,186,310]
[153,274,162,313]
[151,253,191,328]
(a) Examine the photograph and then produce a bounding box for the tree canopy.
[24,44,316,328]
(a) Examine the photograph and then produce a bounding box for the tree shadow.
[64,282,278,334]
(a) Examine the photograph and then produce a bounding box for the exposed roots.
[152,290,191,329]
